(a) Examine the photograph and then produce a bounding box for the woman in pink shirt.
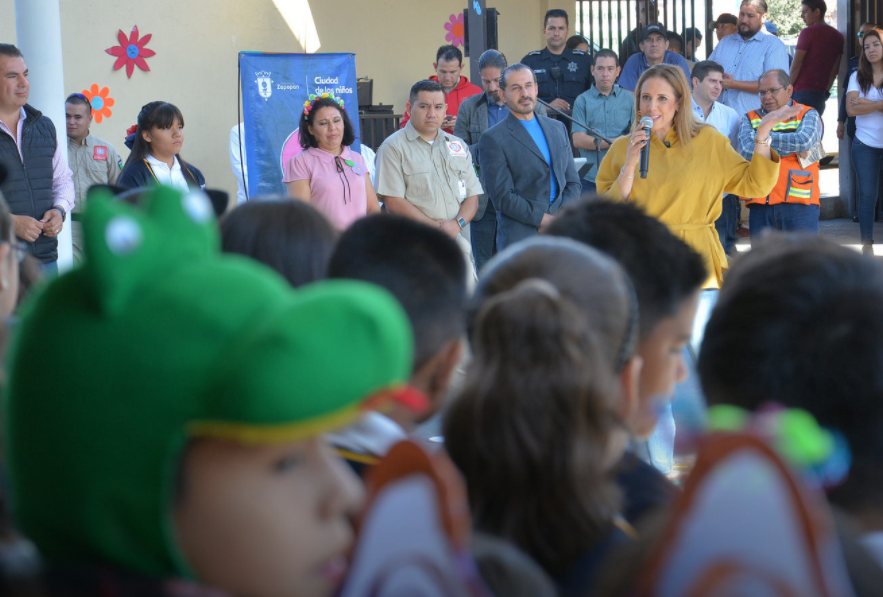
[284,94,380,229]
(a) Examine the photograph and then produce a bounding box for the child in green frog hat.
[2,185,415,597]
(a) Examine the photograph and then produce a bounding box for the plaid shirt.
[737,101,822,160]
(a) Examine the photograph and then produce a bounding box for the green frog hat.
[2,186,413,578]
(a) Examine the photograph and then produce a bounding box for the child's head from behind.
[448,241,631,574]
[328,214,468,421]
[699,236,883,522]
[3,187,414,597]
[220,198,338,288]
[547,199,706,438]
[469,236,639,379]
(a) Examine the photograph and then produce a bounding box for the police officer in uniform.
[521,9,592,117]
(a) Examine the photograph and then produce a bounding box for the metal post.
[468,0,487,82]
[837,0,852,215]
[14,0,72,271]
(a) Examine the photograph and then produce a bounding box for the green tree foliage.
[767,0,804,36]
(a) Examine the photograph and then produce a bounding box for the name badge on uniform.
[447,141,467,158]
[93,146,107,161]
[458,180,467,199]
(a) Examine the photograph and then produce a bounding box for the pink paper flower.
[445,14,465,48]
[106,26,156,78]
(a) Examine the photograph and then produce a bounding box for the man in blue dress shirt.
[708,0,790,117]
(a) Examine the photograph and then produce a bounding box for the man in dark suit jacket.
[478,63,581,251]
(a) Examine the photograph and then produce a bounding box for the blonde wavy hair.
[632,64,707,149]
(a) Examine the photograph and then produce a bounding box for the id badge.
[458,180,467,199]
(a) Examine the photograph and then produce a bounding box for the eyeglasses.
[759,86,784,97]
[67,93,88,101]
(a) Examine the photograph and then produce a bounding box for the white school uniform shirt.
[145,155,190,191]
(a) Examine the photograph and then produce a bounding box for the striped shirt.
[737,101,822,159]
[709,30,791,118]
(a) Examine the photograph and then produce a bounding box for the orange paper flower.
[81,85,115,123]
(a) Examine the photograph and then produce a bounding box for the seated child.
[220,197,338,288]
[2,186,415,597]
[698,235,883,593]
[446,237,640,597]
[547,199,707,522]
[327,215,468,469]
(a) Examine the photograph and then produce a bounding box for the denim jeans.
[471,199,497,276]
[580,179,597,196]
[748,203,820,244]
[713,194,740,256]
[853,139,883,243]
[792,91,828,117]
[38,260,58,277]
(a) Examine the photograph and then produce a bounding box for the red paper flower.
[106,26,155,78]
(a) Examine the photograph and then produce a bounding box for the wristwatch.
[51,205,66,222]
[754,135,772,146]
[457,217,467,229]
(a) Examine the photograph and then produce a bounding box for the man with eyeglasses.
[0,44,74,275]
[66,93,122,263]
[737,69,822,240]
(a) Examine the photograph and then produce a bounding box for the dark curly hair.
[298,98,355,150]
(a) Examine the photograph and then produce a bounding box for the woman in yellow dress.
[596,64,800,288]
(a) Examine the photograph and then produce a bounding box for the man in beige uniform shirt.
[65,93,122,262]
[375,79,482,282]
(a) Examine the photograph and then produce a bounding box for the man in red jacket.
[401,44,482,134]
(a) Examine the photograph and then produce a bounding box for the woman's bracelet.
[620,167,635,179]
[755,135,772,146]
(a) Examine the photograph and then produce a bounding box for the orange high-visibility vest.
[743,102,821,207]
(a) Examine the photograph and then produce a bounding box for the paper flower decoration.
[81,84,114,123]
[445,14,465,48]
[106,26,155,78]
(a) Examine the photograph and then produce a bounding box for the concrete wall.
[1,0,548,201]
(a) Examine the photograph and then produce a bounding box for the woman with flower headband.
[284,93,380,229]
[119,101,205,191]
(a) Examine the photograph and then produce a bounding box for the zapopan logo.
[255,71,273,100]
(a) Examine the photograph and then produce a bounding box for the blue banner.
[239,52,360,198]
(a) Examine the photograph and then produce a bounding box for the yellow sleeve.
[595,137,630,201]
[718,137,781,199]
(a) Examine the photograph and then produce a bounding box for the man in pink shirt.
[790,0,844,117]
[400,45,482,134]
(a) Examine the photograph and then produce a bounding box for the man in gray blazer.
[454,50,508,273]
[478,63,581,251]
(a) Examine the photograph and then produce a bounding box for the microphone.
[639,116,653,179]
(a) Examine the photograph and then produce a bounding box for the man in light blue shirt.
[619,24,692,92]
[691,60,742,255]
[708,0,790,117]
[572,49,635,194]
